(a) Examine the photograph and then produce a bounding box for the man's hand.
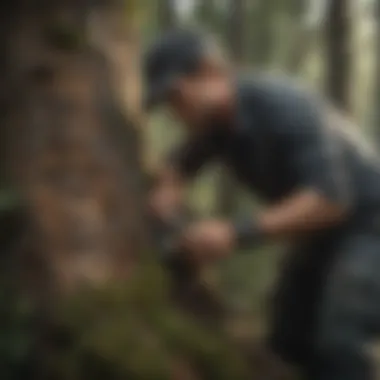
[148,185,185,224]
[180,219,236,263]
[148,167,185,223]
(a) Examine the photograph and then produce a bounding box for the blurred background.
[0,0,379,379]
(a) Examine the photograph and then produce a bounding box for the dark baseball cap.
[143,29,213,110]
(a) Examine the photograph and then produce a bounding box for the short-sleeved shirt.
[169,74,380,213]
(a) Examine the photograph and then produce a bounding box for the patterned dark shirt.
[169,74,380,213]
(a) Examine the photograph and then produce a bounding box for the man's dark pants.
[269,213,380,380]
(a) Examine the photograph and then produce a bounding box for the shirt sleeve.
[273,95,353,207]
[167,130,222,180]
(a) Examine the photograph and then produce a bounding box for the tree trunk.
[0,2,295,379]
[3,0,148,296]
[2,0,226,332]
[325,0,352,111]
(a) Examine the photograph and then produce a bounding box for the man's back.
[234,74,380,211]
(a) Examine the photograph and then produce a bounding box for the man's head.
[143,29,233,131]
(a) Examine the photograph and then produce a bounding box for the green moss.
[50,265,250,380]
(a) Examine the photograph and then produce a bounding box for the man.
[144,29,380,380]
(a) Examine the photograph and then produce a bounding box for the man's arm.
[257,189,348,240]
[178,98,354,260]
[256,97,352,240]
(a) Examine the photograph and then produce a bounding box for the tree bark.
[325,0,352,111]
[3,0,148,297]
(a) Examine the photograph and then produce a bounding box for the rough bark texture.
[1,2,148,299]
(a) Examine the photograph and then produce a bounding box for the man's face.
[167,70,230,132]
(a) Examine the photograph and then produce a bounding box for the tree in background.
[194,0,226,36]
[228,0,245,64]
[325,0,353,111]
[373,0,380,143]
[215,0,245,218]
[160,0,177,30]
[246,0,278,68]
[243,0,297,70]
[284,0,326,74]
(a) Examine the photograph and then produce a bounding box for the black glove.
[150,213,199,284]
[150,210,192,259]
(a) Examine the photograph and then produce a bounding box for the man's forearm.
[256,190,349,240]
